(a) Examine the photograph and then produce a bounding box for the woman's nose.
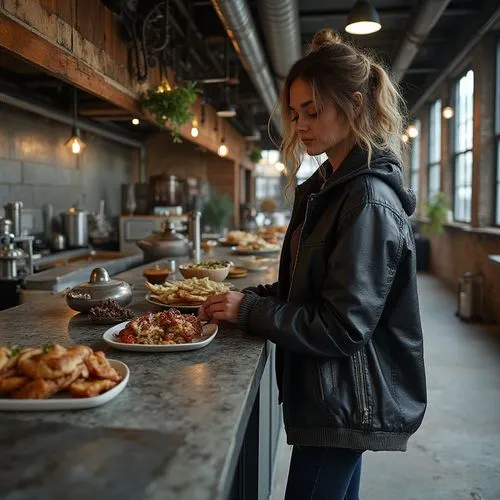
[296,121,308,132]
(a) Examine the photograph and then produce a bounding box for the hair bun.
[310,28,342,51]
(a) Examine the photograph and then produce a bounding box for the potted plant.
[249,148,262,164]
[202,192,234,235]
[424,191,449,235]
[140,81,199,142]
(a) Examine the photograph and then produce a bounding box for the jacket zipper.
[287,195,325,400]
[356,351,370,426]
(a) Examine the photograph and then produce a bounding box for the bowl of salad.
[179,260,232,282]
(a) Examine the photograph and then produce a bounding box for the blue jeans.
[284,446,363,500]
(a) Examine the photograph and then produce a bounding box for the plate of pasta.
[103,309,218,352]
[0,344,129,411]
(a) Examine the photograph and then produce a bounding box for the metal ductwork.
[391,0,452,83]
[209,0,282,134]
[258,0,301,89]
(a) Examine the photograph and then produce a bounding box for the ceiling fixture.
[216,85,237,118]
[407,124,419,138]
[65,88,86,155]
[191,118,199,138]
[218,139,228,157]
[132,118,140,125]
[442,106,454,120]
[345,1,382,35]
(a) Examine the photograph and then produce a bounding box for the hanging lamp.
[345,1,381,35]
[65,88,86,155]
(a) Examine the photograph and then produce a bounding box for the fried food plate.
[103,321,218,352]
[145,292,203,311]
[0,360,129,411]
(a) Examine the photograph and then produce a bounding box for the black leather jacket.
[238,146,426,451]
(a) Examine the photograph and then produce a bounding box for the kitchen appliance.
[51,233,66,251]
[62,207,89,248]
[457,272,484,322]
[0,234,26,280]
[4,202,23,237]
[65,267,133,312]
[137,220,191,262]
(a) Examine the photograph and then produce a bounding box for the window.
[428,99,441,201]
[495,41,500,225]
[410,120,421,200]
[453,70,474,223]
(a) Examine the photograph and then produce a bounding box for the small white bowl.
[179,262,231,282]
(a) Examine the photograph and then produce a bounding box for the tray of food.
[103,309,218,352]
[145,277,232,311]
[0,344,129,411]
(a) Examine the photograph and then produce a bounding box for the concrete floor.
[271,273,500,500]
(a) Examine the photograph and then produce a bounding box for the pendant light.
[442,105,454,120]
[217,120,229,157]
[191,118,199,138]
[65,88,86,155]
[216,85,237,118]
[407,124,419,138]
[345,1,381,35]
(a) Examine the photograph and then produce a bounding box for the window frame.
[494,39,500,226]
[452,69,474,223]
[428,99,442,202]
[409,120,421,201]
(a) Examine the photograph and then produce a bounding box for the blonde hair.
[277,29,406,186]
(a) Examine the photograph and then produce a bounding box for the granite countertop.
[0,248,280,500]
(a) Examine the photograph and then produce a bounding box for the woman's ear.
[353,92,363,114]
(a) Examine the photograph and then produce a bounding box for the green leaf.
[140,81,199,142]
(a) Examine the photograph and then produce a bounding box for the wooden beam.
[0,12,141,115]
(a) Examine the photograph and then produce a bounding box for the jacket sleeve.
[242,282,279,298]
[237,202,404,357]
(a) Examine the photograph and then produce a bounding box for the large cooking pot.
[62,207,88,248]
[137,221,190,263]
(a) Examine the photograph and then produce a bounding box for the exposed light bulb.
[71,140,81,154]
[401,133,409,143]
[132,118,140,125]
[274,161,285,172]
[191,126,199,137]
[407,124,419,138]
[442,106,454,119]
[218,143,228,157]
[345,21,381,35]
[65,134,86,155]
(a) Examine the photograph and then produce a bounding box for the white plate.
[145,292,203,311]
[0,360,129,412]
[231,245,281,255]
[103,321,218,352]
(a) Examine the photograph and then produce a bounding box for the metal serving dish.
[65,267,132,313]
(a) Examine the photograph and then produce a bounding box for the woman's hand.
[198,291,245,323]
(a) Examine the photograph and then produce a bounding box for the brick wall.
[145,132,242,226]
[412,34,500,323]
[0,104,137,233]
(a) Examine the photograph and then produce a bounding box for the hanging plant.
[140,81,199,142]
[249,148,262,164]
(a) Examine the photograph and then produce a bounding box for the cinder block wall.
[0,104,137,233]
[412,34,500,323]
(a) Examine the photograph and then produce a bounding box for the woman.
[199,28,426,500]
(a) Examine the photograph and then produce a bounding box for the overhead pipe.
[0,89,146,182]
[258,0,301,88]
[209,0,282,134]
[391,0,452,83]
[410,3,500,114]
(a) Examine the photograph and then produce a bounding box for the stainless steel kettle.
[62,207,88,248]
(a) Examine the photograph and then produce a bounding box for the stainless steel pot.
[65,267,133,312]
[62,208,88,248]
[137,221,190,263]
[51,232,66,251]
[0,234,25,279]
